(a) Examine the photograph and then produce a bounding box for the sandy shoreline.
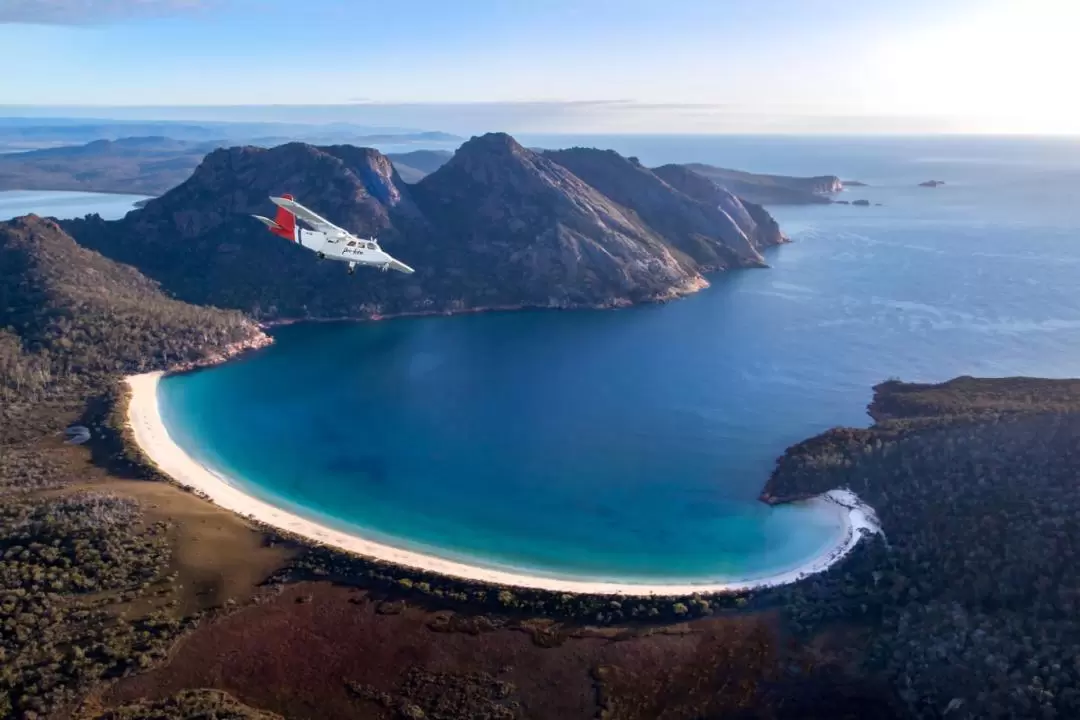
[126,370,881,597]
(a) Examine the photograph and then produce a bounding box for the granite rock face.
[649,162,787,252]
[544,148,770,270]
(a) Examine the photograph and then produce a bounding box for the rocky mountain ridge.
[62,132,787,321]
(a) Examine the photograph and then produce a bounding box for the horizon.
[0,0,1077,136]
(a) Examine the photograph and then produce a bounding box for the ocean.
[157,134,1080,585]
[0,189,151,221]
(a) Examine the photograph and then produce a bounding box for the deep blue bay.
[158,135,1080,585]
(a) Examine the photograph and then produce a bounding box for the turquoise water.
[0,189,150,221]
[159,135,1080,584]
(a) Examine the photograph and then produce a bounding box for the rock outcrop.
[63,133,790,321]
[670,164,841,205]
[544,148,768,270]
[649,163,786,250]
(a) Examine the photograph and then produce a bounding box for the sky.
[0,0,1077,135]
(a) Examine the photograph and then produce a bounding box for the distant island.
[919,179,946,187]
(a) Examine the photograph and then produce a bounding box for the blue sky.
[1,0,1076,134]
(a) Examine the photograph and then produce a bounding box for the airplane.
[252,194,415,275]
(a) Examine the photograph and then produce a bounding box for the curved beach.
[126,370,881,596]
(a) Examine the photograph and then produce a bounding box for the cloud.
[0,0,208,25]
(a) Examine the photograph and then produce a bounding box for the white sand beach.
[126,370,881,597]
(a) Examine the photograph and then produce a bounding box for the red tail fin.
[271,193,296,240]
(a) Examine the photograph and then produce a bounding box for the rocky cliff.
[543,148,770,270]
[670,164,841,205]
[648,162,787,250]
[63,133,789,321]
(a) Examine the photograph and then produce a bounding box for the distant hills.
[0,138,456,195]
[0,135,847,209]
[386,149,455,183]
[0,137,218,195]
[0,117,461,150]
[59,132,787,320]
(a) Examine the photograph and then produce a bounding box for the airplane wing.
[386,256,415,274]
[270,196,345,235]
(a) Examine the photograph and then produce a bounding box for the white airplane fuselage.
[252,195,415,275]
[298,228,400,272]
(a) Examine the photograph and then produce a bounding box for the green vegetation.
[83,689,284,719]
[763,377,1080,719]
[1,215,264,442]
[270,543,750,625]
[347,667,519,720]
[0,492,194,718]
[0,216,267,717]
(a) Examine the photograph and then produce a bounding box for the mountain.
[386,149,454,183]
[0,214,262,379]
[651,163,785,247]
[0,214,265,440]
[410,133,703,305]
[63,133,790,320]
[544,148,782,269]
[666,164,841,205]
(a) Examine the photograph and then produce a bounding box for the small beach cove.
[127,370,879,595]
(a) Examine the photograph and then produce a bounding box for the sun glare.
[870,0,1080,134]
